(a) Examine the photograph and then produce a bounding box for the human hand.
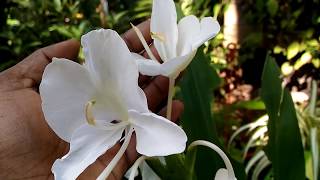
[0,20,183,180]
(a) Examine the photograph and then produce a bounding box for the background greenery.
[1,0,319,179]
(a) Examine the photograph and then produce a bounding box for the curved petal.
[40,59,95,142]
[135,59,162,76]
[177,15,200,56]
[161,51,197,78]
[129,110,187,156]
[151,0,178,60]
[81,29,148,113]
[192,17,220,49]
[52,124,124,180]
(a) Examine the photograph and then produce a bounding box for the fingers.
[158,100,184,122]
[122,19,152,53]
[0,39,80,90]
[143,76,169,112]
[138,45,162,86]
[22,39,80,84]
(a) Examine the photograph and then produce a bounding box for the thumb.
[12,39,80,88]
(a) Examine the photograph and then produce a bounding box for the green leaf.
[261,55,305,180]
[53,0,62,11]
[147,154,191,180]
[233,99,266,110]
[179,48,222,179]
[267,0,278,17]
[179,48,246,180]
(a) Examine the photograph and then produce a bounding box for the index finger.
[121,19,152,53]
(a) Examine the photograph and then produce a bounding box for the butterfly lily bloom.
[132,0,220,119]
[132,0,220,79]
[39,29,187,180]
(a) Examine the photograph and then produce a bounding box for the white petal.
[135,59,162,76]
[151,0,178,60]
[52,124,124,180]
[40,59,94,142]
[81,29,148,113]
[177,15,201,56]
[215,168,234,180]
[192,17,220,49]
[161,51,197,78]
[129,110,187,156]
[131,52,145,60]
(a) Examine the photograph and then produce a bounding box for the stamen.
[85,100,96,125]
[97,127,134,180]
[151,32,165,42]
[188,140,236,179]
[129,156,147,180]
[130,23,158,62]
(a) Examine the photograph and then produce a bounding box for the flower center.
[85,100,130,130]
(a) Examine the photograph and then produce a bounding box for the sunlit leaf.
[287,42,300,60]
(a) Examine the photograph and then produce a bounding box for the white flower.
[39,29,187,180]
[133,0,220,79]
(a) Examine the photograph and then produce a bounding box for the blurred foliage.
[0,0,153,71]
[237,0,320,87]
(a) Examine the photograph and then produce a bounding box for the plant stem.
[129,156,147,180]
[97,127,134,180]
[166,76,175,120]
[188,140,236,179]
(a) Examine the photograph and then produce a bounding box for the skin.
[0,20,184,180]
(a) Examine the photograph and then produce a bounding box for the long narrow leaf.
[261,55,305,180]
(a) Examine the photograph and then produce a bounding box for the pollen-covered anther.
[151,32,165,42]
[85,100,96,125]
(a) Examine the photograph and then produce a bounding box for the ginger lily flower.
[39,29,187,180]
[132,0,220,119]
[133,0,220,79]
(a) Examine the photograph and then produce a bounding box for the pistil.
[97,127,134,180]
[131,23,158,62]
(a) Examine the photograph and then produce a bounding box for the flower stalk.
[188,140,237,180]
[166,76,175,120]
[128,156,148,180]
[97,127,134,180]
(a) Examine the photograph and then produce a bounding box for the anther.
[85,100,96,125]
[151,32,165,42]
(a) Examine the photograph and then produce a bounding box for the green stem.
[166,76,175,120]
[188,140,236,179]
